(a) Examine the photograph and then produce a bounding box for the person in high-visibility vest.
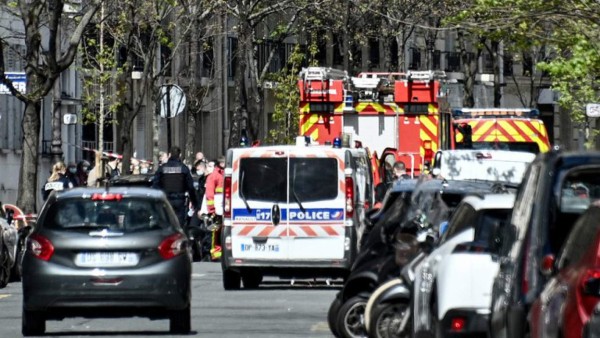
[204,156,225,260]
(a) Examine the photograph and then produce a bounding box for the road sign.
[0,72,26,95]
[586,103,600,118]
[159,84,186,118]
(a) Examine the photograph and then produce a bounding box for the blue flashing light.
[333,137,342,148]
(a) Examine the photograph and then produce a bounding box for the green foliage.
[266,41,317,145]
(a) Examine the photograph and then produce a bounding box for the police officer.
[152,146,200,227]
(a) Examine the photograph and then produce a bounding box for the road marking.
[0,294,11,300]
[311,322,330,332]
[192,273,206,278]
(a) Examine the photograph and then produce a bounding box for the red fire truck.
[298,67,452,184]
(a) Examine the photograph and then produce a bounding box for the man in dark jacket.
[152,146,199,227]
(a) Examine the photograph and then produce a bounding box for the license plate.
[75,252,140,267]
[240,243,280,252]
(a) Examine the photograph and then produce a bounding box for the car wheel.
[241,270,262,289]
[169,305,191,334]
[336,295,368,338]
[223,269,241,290]
[328,296,343,337]
[22,309,45,336]
[368,301,410,338]
[0,247,11,288]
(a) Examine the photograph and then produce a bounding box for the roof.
[460,193,516,211]
[50,186,166,200]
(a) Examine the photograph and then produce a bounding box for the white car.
[413,193,515,338]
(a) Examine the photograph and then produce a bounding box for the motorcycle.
[363,221,438,338]
[329,191,414,338]
[187,212,222,262]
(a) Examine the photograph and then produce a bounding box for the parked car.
[331,178,507,338]
[412,193,515,338]
[21,187,192,336]
[490,150,600,338]
[584,303,600,338]
[529,201,600,338]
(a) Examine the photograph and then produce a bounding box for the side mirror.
[540,254,556,277]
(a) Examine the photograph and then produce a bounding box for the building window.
[483,52,494,73]
[433,50,441,70]
[446,52,460,72]
[409,48,421,70]
[227,37,237,80]
[503,54,513,76]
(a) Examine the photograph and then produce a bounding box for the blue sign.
[0,72,26,95]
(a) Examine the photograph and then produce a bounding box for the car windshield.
[44,198,173,232]
[558,169,600,214]
[239,157,338,203]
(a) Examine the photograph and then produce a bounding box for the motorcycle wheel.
[10,242,23,282]
[336,295,369,338]
[0,247,11,288]
[328,296,342,337]
[368,302,410,338]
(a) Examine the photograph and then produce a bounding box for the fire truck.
[298,67,452,184]
[451,108,551,154]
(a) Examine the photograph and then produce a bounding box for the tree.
[224,0,317,147]
[79,0,217,174]
[0,0,101,212]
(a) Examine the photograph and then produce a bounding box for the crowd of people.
[42,146,226,261]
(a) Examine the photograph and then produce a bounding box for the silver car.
[21,187,192,336]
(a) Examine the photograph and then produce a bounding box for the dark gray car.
[21,187,192,336]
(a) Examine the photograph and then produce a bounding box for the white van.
[220,143,373,289]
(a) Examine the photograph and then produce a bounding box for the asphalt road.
[0,261,341,337]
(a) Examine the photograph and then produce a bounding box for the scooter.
[364,230,435,338]
[329,196,413,338]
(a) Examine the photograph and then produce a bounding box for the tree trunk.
[16,100,41,213]
[119,114,134,175]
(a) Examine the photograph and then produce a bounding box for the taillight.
[224,176,232,218]
[28,234,54,261]
[579,269,600,316]
[450,317,466,332]
[345,176,354,218]
[91,193,123,201]
[423,140,434,163]
[158,233,186,260]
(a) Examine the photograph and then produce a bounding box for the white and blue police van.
[220,138,374,289]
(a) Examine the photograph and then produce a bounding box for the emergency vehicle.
[297,67,452,183]
[220,138,374,289]
[452,108,551,153]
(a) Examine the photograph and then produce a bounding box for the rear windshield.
[43,198,174,232]
[456,141,540,154]
[239,157,338,203]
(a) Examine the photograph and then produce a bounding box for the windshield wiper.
[239,170,252,212]
[292,166,305,212]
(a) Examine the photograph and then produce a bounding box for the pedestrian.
[139,161,151,174]
[65,162,79,187]
[76,160,90,187]
[107,156,121,179]
[158,151,169,166]
[193,159,208,207]
[203,156,225,260]
[392,161,411,180]
[152,146,200,227]
[195,152,205,163]
[42,161,73,201]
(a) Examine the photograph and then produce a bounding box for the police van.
[220,140,374,289]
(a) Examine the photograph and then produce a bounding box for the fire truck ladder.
[405,70,447,85]
[299,67,349,108]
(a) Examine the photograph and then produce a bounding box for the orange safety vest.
[205,167,224,214]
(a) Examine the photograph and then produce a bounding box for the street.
[0,262,340,338]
